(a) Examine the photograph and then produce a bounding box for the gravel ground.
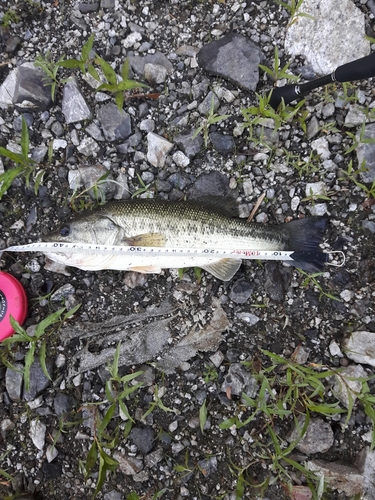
[1,1,375,499]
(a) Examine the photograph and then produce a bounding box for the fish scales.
[44,199,328,280]
[93,199,287,249]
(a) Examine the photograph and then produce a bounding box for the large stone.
[288,416,334,454]
[0,63,52,111]
[343,331,375,367]
[285,0,370,75]
[97,103,132,142]
[62,78,92,124]
[198,32,264,91]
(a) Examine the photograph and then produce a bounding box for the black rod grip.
[335,51,375,82]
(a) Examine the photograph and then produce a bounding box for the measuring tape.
[0,241,345,266]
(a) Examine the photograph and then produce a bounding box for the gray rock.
[359,447,375,500]
[144,63,168,85]
[356,122,375,183]
[146,132,173,167]
[100,0,115,8]
[114,452,143,475]
[307,459,363,497]
[23,359,53,402]
[285,0,369,75]
[5,363,24,402]
[332,364,368,409]
[288,416,334,454]
[129,427,155,454]
[172,150,190,168]
[5,35,21,53]
[13,64,52,111]
[62,78,92,124]
[198,456,217,477]
[174,131,203,158]
[114,172,130,200]
[221,363,258,398]
[344,105,366,128]
[236,312,260,326]
[54,393,77,416]
[79,2,99,13]
[30,418,46,450]
[210,132,235,155]
[198,91,220,115]
[363,220,375,233]
[51,283,76,302]
[31,145,48,164]
[77,136,100,156]
[229,279,254,304]
[197,32,264,91]
[343,331,375,367]
[307,116,319,140]
[85,122,105,141]
[263,262,291,302]
[104,491,123,500]
[129,51,173,76]
[188,171,230,198]
[97,103,132,142]
[78,164,116,200]
[168,173,189,190]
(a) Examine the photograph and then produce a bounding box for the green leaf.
[57,59,82,69]
[85,440,98,478]
[199,399,207,434]
[235,472,245,499]
[110,342,121,379]
[116,79,148,91]
[219,417,237,429]
[63,303,81,320]
[34,308,66,338]
[0,166,23,199]
[0,146,26,164]
[115,90,124,110]
[82,33,95,61]
[88,63,101,81]
[97,402,116,435]
[24,344,36,392]
[96,56,117,85]
[121,58,130,81]
[39,339,52,381]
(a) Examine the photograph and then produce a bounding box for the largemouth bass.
[44,198,328,281]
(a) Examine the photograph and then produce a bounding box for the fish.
[43,198,328,281]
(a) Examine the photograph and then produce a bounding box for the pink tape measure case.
[0,272,28,341]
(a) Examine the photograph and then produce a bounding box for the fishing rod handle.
[334,51,375,82]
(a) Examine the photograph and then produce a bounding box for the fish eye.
[60,226,70,237]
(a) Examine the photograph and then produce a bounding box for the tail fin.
[283,217,328,273]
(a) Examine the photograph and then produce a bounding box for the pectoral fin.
[125,233,166,247]
[202,258,241,281]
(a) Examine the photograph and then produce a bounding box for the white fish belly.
[45,252,236,273]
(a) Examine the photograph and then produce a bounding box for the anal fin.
[202,258,241,281]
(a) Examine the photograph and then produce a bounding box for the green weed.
[1,9,19,27]
[259,46,300,83]
[0,116,42,200]
[34,51,68,101]
[57,33,99,80]
[84,343,144,497]
[218,350,375,498]
[1,305,80,391]
[192,94,230,147]
[95,57,148,109]
[299,270,341,301]
[339,159,375,198]
[274,0,315,27]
